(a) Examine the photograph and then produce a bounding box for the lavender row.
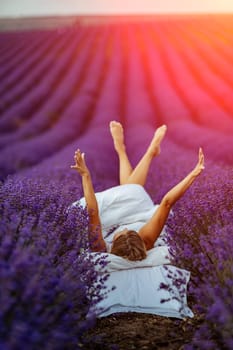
[212,15,233,43]
[0,33,33,74]
[163,22,233,118]
[176,20,233,87]
[0,31,49,75]
[0,29,86,134]
[150,22,233,134]
[17,26,126,187]
[123,23,233,166]
[0,29,84,132]
[0,29,78,115]
[187,17,233,64]
[0,21,230,178]
[165,164,233,350]
[0,169,109,349]
[167,120,233,166]
[0,31,58,88]
[123,24,155,127]
[0,22,232,150]
[0,118,121,347]
[137,23,193,124]
[0,27,90,147]
[86,26,125,128]
[0,26,115,179]
[0,40,119,340]
[0,32,20,58]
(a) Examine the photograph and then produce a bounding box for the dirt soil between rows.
[84,312,203,349]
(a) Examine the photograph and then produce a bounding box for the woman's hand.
[70,149,89,176]
[192,147,205,176]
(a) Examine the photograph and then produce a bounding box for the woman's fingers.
[72,149,87,168]
[71,149,89,175]
[70,149,82,169]
[198,147,205,169]
[81,152,86,164]
[74,149,82,162]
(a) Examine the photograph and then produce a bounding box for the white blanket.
[89,247,193,319]
[72,184,193,319]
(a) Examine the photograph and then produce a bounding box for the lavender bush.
[0,174,109,349]
[165,165,233,349]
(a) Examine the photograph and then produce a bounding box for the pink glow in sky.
[1,0,233,17]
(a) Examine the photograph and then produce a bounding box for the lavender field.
[0,15,233,349]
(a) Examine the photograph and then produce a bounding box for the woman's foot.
[110,121,126,153]
[147,125,167,157]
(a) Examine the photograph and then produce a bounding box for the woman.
[71,121,204,261]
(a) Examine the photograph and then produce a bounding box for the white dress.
[72,184,166,251]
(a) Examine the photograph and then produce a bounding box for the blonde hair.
[111,230,147,261]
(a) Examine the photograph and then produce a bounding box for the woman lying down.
[70,121,205,261]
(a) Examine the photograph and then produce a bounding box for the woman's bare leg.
[110,121,133,185]
[110,121,167,186]
[125,125,167,186]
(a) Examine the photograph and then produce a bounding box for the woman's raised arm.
[139,148,205,250]
[71,149,106,252]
